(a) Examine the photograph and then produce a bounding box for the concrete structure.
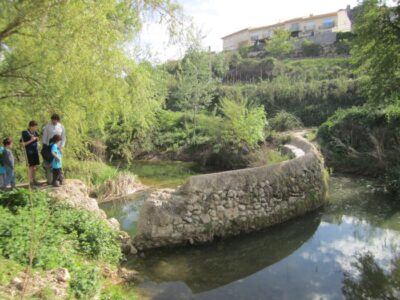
[222,7,352,51]
[133,133,328,250]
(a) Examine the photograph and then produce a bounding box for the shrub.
[269,111,303,132]
[0,189,123,298]
[70,264,101,299]
[301,40,321,57]
[317,104,400,194]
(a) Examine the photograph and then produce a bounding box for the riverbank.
[0,180,142,299]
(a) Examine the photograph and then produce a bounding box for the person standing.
[42,114,66,184]
[21,120,40,186]
[3,138,16,189]
[0,144,6,188]
[51,134,63,187]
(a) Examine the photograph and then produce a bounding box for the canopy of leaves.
[351,0,400,103]
[219,97,267,151]
[0,0,180,157]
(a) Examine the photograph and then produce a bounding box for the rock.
[129,244,138,255]
[192,209,201,215]
[54,268,70,283]
[183,216,193,224]
[49,180,107,219]
[153,225,173,238]
[107,218,120,231]
[11,277,24,291]
[200,214,211,224]
[238,205,246,211]
[117,267,140,282]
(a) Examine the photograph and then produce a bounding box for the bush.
[70,264,101,299]
[0,189,122,297]
[269,111,303,132]
[301,40,321,57]
[317,105,400,193]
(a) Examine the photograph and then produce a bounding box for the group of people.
[0,114,66,189]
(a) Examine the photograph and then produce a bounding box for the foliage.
[269,111,303,132]
[317,105,400,193]
[0,189,122,297]
[0,257,23,286]
[128,160,201,188]
[335,32,355,55]
[0,0,179,160]
[70,264,101,299]
[100,284,139,300]
[219,97,267,151]
[264,29,294,59]
[301,40,321,57]
[351,0,400,103]
[171,50,215,142]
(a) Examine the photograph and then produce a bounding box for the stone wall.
[133,134,328,250]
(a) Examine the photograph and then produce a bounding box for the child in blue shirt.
[0,145,5,188]
[2,138,16,189]
[51,134,63,187]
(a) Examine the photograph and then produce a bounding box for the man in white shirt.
[42,114,66,184]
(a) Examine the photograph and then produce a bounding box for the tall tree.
[0,0,181,156]
[174,50,214,142]
[351,0,400,104]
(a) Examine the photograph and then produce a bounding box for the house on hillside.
[222,6,352,52]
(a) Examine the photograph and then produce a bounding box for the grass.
[126,160,203,188]
[305,129,317,142]
[0,257,23,285]
[250,147,289,167]
[14,158,122,189]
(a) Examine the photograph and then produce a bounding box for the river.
[100,175,400,300]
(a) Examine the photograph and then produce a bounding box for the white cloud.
[138,0,360,61]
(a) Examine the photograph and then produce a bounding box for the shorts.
[26,151,40,166]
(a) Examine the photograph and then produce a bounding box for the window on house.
[322,19,335,29]
[305,22,316,31]
[290,23,300,32]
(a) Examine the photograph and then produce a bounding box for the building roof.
[222,10,339,39]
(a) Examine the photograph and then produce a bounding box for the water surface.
[103,176,400,299]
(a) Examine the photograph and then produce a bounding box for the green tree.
[0,0,180,157]
[265,29,294,59]
[174,50,214,143]
[219,97,267,151]
[351,0,400,103]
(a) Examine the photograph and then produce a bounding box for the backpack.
[41,144,53,163]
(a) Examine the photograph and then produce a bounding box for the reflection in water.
[99,191,149,237]
[342,253,400,299]
[126,212,321,293]
[102,177,400,300]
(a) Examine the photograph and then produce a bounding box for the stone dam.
[133,134,328,250]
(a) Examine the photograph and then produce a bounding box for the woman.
[21,120,40,186]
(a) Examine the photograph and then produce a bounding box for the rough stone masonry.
[133,134,328,250]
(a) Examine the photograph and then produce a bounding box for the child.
[21,120,40,186]
[51,134,63,187]
[0,144,5,188]
[3,138,16,189]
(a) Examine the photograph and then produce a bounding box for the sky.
[138,0,359,62]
